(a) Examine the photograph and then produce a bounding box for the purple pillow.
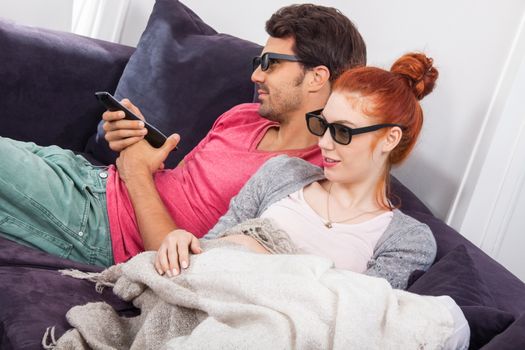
[85,0,262,167]
[408,245,515,348]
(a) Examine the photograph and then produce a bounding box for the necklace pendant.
[324,221,333,229]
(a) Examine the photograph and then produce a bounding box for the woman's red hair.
[332,52,438,208]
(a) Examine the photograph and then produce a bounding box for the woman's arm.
[365,214,437,290]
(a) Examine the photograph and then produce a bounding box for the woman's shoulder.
[258,155,324,178]
[379,209,436,251]
[392,209,431,230]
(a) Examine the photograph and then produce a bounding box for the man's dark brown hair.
[266,4,367,81]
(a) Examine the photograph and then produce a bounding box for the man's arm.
[122,168,177,250]
[116,136,201,274]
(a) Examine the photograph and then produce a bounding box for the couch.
[1,1,525,349]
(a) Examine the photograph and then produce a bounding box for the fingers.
[103,118,145,133]
[103,119,147,152]
[190,237,202,254]
[154,230,200,277]
[120,99,145,121]
[101,98,147,152]
[177,242,189,272]
[167,239,181,276]
[161,133,180,153]
[155,244,169,275]
[107,135,146,152]
[155,240,180,277]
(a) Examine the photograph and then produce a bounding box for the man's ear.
[307,65,330,92]
[382,127,403,152]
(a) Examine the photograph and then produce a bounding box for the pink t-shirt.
[106,103,322,263]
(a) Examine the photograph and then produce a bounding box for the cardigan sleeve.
[364,217,437,290]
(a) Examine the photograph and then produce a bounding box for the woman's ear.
[307,65,330,92]
[382,127,403,152]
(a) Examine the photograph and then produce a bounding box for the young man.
[0,4,366,268]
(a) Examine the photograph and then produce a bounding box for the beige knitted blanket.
[44,219,453,349]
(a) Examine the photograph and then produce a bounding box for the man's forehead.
[262,36,296,55]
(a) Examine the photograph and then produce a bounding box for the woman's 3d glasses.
[305,109,404,145]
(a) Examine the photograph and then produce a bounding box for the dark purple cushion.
[85,0,262,167]
[0,236,137,350]
[0,19,133,152]
[482,313,525,349]
[406,210,525,316]
[408,245,515,349]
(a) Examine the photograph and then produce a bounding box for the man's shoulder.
[216,103,265,124]
[223,103,261,118]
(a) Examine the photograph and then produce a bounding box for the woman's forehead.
[324,92,373,123]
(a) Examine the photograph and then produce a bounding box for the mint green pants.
[0,137,114,267]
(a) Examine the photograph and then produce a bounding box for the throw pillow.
[408,245,515,348]
[85,0,262,167]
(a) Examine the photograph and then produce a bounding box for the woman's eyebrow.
[321,113,357,127]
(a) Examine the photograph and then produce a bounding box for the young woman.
[155,52,439,290]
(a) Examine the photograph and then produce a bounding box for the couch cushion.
[0,236,137,350]
[0,19,133,152]
[85,0,262,167]
[406,210,525,317]
[408,245,515,349]
[482,312,525,349]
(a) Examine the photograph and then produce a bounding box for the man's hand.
[155,229,203,276]
[102,98,148,152]
[115,133,180,183]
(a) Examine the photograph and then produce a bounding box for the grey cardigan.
[204,155,437,289]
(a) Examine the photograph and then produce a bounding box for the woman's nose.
[318,128,335,150]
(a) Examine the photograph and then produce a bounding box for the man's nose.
[251,65,265,83]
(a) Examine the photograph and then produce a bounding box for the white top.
[260,188,393,272]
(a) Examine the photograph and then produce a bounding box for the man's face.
[251,36,307,123]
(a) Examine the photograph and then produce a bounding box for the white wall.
[0,0,72,31]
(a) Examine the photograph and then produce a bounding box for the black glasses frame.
[252,52,302,71]
[305,109,405,145]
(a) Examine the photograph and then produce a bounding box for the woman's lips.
[323,157,340,168]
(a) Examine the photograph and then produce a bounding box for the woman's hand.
[220,234,270,254]
[155,229,202,277]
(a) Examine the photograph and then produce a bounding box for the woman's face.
[318,92,390,185]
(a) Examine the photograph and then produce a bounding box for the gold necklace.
[324,182,382,229]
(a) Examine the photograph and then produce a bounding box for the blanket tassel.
[59,269,114,293]
[42,326,57,349]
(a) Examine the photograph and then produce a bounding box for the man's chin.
[257,104,271,118]
[258,102,284,122]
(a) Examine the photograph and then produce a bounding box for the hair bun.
[390,52,438,100]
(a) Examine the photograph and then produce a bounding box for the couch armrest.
[0,19,134,151]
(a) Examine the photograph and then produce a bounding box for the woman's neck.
[323,175,387,213]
